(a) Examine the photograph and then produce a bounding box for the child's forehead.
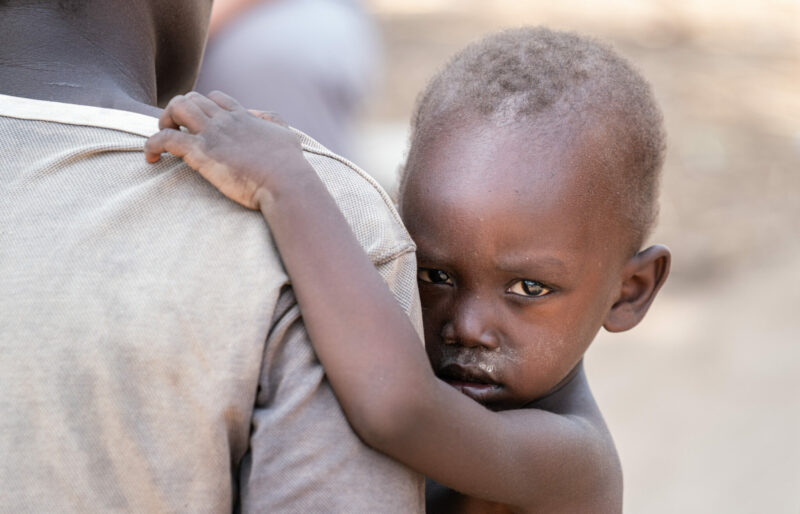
[401,115,636,252]
[407,116,620,199]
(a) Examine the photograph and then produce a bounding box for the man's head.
[399,28,670,409]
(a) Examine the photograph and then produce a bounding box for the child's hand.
[145,91,310,210]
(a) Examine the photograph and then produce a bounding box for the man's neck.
[0,5,161,116]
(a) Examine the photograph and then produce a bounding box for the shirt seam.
[294,130,407,229]
[373,241,417,267]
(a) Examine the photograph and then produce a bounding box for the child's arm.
[145,92,614,510]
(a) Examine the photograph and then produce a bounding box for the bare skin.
[146,92,671,513]
[0,0,212,114]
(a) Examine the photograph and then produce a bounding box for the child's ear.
[604,244,671,333]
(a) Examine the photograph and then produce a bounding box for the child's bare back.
[147,27,670,513]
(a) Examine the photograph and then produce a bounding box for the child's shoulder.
[516,362,623,512]
[427,363,622,513]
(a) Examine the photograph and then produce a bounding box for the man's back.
[0,94,423,512]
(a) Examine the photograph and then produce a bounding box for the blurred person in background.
[196,0,381,158]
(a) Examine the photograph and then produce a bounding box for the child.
[146,27,670,513]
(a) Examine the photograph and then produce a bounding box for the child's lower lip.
[444,380,501,401]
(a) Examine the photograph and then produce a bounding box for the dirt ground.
[354,1,800,511]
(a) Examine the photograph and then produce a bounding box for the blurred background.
[199,0,799,511]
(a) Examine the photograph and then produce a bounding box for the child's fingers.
[184,91,224,117]
[248,109,290,129]
[207,90,244,112]
[159,95,209,133]
[144,129,196,163]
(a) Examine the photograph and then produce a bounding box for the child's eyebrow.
[414,245,452,264]
[494,255,568,276]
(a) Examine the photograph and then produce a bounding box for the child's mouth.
[444,380,501,403]
[436,364,501,403]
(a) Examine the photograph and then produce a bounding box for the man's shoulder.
[294,129,415,264]
[0,98,415,267]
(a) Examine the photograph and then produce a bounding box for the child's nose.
[441,296,500,350]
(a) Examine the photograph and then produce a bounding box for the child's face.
[401,118,633,410]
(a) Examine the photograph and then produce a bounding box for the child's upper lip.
[435,362,500,386]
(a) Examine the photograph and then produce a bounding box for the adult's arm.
[239,251,424,513]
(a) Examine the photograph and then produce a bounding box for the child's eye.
[507,280,552,298]
[417,268,453,285]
